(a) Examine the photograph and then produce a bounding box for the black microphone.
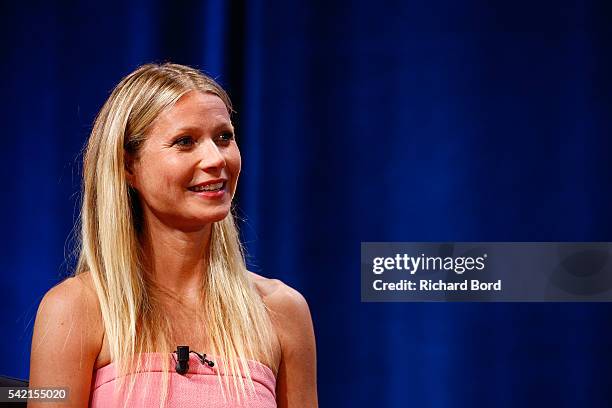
[175,345,190,374]
[192,351,215,368]
[174,346,215,374]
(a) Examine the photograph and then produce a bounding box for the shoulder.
[29,272,104,405]
[35,272,102,334]
[248,271,311,325]
[249,271,313,346]
[39,271,99,306]
[248,272,318,406]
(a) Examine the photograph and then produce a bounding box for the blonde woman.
[28,63,317,407]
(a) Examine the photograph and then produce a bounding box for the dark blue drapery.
[2,1,611,406]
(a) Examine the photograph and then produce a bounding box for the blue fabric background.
[2,1,611,406]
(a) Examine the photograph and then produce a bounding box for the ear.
[124,153,137,188]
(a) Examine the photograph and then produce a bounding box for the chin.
[177,212,230,232]
[199,208,232,224]
[175,202,233,230]
[207,212,231,224]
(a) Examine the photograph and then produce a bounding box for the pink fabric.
[89,353,277,407]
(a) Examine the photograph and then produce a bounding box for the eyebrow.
[173,122,234,135]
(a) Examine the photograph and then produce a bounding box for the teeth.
[192,182,224,192]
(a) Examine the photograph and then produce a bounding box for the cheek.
[160,159,192,191]
[231,148,242,175]
[228,147,242,182]
[136,155,189,194]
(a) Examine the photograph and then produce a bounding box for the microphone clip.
[174,345,215,375]
[192,351,215,368]
[175,345,190,375]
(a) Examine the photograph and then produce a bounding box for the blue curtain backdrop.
[2,1,611,406]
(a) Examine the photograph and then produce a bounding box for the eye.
[216,131,235,145]
[173,136,196,148]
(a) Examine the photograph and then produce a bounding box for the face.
[127,91,241,231]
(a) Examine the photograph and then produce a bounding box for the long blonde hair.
[75,63,276,405]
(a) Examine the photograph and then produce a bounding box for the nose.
[197,139,226,172]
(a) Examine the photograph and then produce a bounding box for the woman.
[29,63,318,407]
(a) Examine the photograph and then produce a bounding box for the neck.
[140,214,212,303]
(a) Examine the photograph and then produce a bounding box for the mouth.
[188,181,226,193]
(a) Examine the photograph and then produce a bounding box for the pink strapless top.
[89,353,277,407]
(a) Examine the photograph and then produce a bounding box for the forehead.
[148,91,231,136]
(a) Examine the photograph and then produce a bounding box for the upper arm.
[28,276,103,408]
[266,282,318,408]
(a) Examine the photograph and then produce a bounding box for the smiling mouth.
[188,181,226,192]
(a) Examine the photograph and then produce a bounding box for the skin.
[28,91,318,407]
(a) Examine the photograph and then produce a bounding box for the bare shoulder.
[29,272,103,407]
[248,272,318,406]
[36,272,102,330]
[35,272,101,330]
[248,271,311,321]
